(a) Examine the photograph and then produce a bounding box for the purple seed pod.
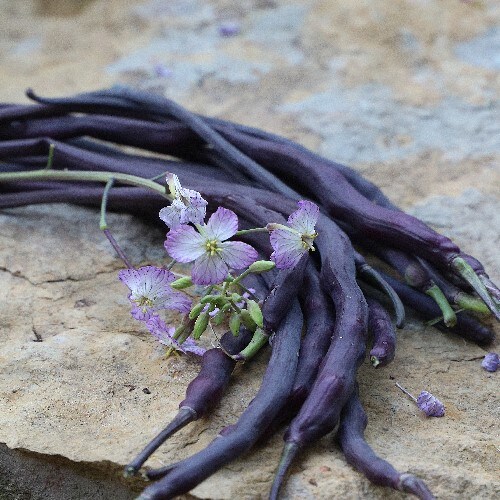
[416,391,445,418]
[481,352,499,372]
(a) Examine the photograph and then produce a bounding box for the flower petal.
[145,315,179,346]
[269,228,305,269]
[287,200,319,235]
[181,196,207,225]
[130,303,153,322]
[204,207,238,241]
[165,225,205,263]
[159,201,183,228]
[192,252,229,285]
[164,290,192,313]
[181,337,207,356]
[119,266,176,308]
[219,241,258,269]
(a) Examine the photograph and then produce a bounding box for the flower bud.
[170,276,193,289]
[200,294,226,307]
[246,299,263,328]
[193,312,210,340]
[212,303,231,326]
[239,309,256,331]
[248,260,276,273]
[230,312,241,336]
[189,303,205,320]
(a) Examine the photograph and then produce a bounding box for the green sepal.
[229,313,241,336]
[246,299,263,328]
[193,312,210,340]
[189,302,205,320]
[170,276,193,290]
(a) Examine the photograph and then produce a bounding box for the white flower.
[159,173,208,228]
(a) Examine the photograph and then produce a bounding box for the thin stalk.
[124,407,196,477]
[98,178,133,268]
[451,257,500,320]
[0,168,170,198]
[395,383,417,402]
[44,143,55,170]
[234,227,268,236]
[425,284,457,327]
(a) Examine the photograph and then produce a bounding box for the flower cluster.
[119,173,319,357]
[165,207,258,285]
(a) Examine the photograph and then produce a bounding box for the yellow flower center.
[136,296,154,309]
[301,232,318,250]
[205,239,220,256]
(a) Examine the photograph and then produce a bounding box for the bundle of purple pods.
[0,88,498,500]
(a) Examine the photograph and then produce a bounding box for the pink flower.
[119,266,191,314]
[165,207,258,285]
[267,200,319,269]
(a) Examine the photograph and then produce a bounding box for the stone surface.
[0,1,499,499]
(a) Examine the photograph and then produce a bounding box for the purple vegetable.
[124,328,253,476]
[360,242,457,327]
[138,300,303,499]
[338,390,435,499]
[1,90,498,500]
[367,296,396,368]
[259,261,336,440]
[380,272,495,346]
[354,251,405,328]
[270,216,368,499]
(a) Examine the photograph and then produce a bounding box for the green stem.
[451,257,500,320]
[234,227,269,236]
[98,178,134,268]
[236,283,260,302]
[232,327,268,361]
[455,292,490,316]
[99,178,114,230]
[0,168,170,198]
[45,143,55,170]
[231,268,252,286]
[425,283,457,327]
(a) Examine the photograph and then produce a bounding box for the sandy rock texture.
[0,0,498,499]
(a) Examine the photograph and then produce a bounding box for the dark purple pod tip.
[416,391,445,418]
[481,352,499,372]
